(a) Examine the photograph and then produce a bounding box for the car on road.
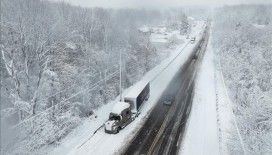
[163,96,174,106]
[163,100,172,106]
[192,54,198,60]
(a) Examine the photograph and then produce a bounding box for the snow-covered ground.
[150,29,184,43]
[150,25,186,60]
[179,35,220,155]
[46,21,205,155]
[179,30,242,155]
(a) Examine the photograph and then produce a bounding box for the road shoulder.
[179,38,220,155]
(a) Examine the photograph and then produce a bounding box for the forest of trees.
[213,5,272,155]
[0,0,190,154]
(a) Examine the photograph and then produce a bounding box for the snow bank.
[180,27,244,155]
[179,36,220,155]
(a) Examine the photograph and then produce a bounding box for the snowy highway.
[49,21,208,155]
[123,24,210,155]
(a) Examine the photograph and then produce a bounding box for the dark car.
[163,96,174,106]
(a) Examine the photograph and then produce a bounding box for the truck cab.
[104,102,133,134]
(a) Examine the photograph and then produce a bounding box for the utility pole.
[119,50,122,102]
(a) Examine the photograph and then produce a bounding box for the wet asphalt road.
[123,26,210,155]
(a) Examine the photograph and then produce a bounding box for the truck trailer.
[104,80,150,134]
[124,80,150,113]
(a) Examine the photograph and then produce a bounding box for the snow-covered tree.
[213,5,272,154]
[0,0,190,154]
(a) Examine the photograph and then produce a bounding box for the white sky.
[51,0,272,8]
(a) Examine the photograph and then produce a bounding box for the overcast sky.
[51,0,272,8]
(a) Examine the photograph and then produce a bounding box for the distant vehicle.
[104,81,150,134]
[163,100,172,106]
[163,96,174,106]
[192,55,198,60]
[190,37,196,44]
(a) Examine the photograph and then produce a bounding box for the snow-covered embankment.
[179,31,243,155]
[179,36,220,155]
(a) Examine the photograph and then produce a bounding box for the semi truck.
[105,80,150,134]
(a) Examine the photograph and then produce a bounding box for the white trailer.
[124,80,150,114]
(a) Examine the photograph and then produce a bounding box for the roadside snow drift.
[179,30,243,155]
[179,37,220,155]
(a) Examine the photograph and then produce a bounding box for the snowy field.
[46,21,206,155]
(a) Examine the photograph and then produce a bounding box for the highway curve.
[123,25,210,155]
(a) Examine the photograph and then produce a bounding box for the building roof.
[138,26,151,33]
